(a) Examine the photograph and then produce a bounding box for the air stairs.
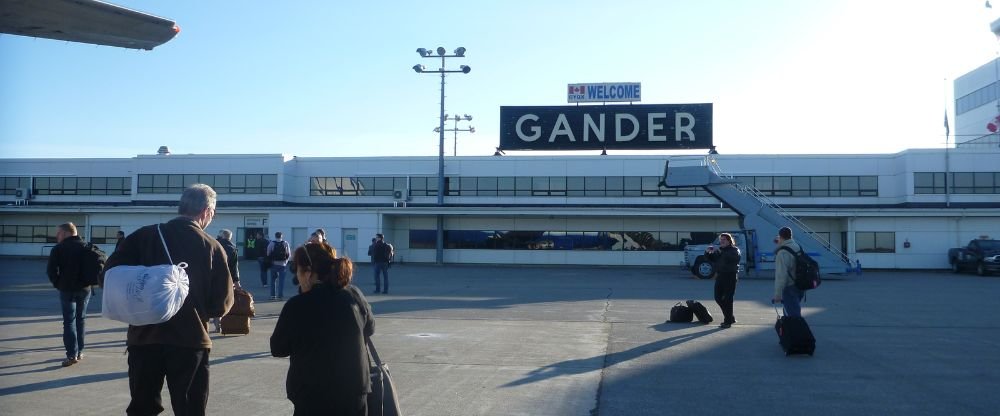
[660,156,854,275]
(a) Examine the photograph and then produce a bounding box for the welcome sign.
[499,104,713,151]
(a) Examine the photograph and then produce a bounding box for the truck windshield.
[977,240,1000,250]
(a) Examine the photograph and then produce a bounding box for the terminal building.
[1,147,997,271]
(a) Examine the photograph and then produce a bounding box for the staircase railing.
[704,156,851,263]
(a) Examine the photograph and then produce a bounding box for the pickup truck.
[948,239,1000,276]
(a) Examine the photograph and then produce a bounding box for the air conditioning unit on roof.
[392,189,409,201]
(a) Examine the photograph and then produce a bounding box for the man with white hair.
[106,184,234,416]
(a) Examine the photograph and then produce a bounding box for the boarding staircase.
[660,156,853,275]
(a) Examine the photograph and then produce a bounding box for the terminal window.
[856,232,895,253]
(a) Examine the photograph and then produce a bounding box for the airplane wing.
[0,0,179,50]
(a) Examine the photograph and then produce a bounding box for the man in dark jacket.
[105,184,234,416]
[372,233,392,294]
[46,222,92,367]
[706,233,742,328]
[212,229,242,332]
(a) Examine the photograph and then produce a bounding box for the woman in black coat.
[706,233,741,328]
[271,242,375,415]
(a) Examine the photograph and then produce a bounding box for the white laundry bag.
[102,225,190,326]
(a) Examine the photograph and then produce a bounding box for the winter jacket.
[774,239,802,298]
[105,217,234,349]
[47,235,89,292]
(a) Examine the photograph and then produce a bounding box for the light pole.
[413,46,470,264]
[434,114,475,156]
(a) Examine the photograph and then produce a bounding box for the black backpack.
[779,246,821,291]
[80,242,107,286]
[270,241,290,262]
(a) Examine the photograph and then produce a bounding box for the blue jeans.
[782,284,804,317]
[60,288,92,359]
[270,264,287,298]
[374,262,389,292]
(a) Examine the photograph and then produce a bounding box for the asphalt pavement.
[0,259,997,415]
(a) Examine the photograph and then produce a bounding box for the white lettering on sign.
[548,114,576,142]
[615,114,639,142]
[648,113,666,141]
[675,112,695,141]
[583,114,605,142]
[516,114,541,142]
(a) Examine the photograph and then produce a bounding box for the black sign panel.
[499,104,712,151]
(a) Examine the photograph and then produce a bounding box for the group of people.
[703,226,806,328]
[46,184,378,415]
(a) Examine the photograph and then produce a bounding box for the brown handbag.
[228,288,255,317]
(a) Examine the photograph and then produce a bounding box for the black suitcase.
[669,302,694,323]
[686,300,714,324]
[774,308,815,356]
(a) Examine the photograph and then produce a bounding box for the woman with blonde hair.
[270,242,374,415]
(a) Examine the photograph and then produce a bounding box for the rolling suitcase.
[220,315,250,335]
[774,305,815,356]
[686,300,714,324]
[669,302,694,323]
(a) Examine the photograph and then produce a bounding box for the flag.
[944,110,949,139]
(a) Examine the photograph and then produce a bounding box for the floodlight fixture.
[454,47,466,57]
[460,65,471,74]
[436,46,446,56]
[412,64,424,73]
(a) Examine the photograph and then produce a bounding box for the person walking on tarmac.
[706,233,741,328]
[773,226,804,317]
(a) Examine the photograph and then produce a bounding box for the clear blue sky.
[1,0,997,159]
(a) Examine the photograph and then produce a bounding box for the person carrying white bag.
[103,184,234,416]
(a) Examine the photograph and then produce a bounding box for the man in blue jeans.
[267,231,290,300]
[372,233,392,294]
[772,226,804,317]
[46,222,93,367]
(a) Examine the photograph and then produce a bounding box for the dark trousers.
[293,395,367,416]
[714,274,737,323]
[59,288,91,359]
[374,262,389,292]
[258,257,270,285]
[127,344,210,416]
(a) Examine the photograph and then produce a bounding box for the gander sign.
[499,104,712,151]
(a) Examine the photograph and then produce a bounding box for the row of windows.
[312,175,879,198]
[914,172,1000,194]
[410,229,893,253]
[137,174,278,194]
[0,225,57,243]
[0,225,122,243]
[409,230,721,251]
[35,177,131,195]
[0,177,31,195]
[856,232,895,253]
[90,226,121,244]
[1,177,131,196]
[956,81,997,115]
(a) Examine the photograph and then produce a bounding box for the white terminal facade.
[1,148,997,271]
[3,62,999,271]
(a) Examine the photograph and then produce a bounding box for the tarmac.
[0,258,997,416]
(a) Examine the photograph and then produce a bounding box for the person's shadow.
[502,324,721,387]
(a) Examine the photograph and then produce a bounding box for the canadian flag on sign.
[568,85,585,94]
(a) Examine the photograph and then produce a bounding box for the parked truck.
[948,238,1000,276]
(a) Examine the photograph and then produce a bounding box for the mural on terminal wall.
[408,230,718,251]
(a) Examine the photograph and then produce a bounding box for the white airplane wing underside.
[0,0,178,50]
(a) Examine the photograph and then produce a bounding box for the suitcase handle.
[772,303,787,317]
